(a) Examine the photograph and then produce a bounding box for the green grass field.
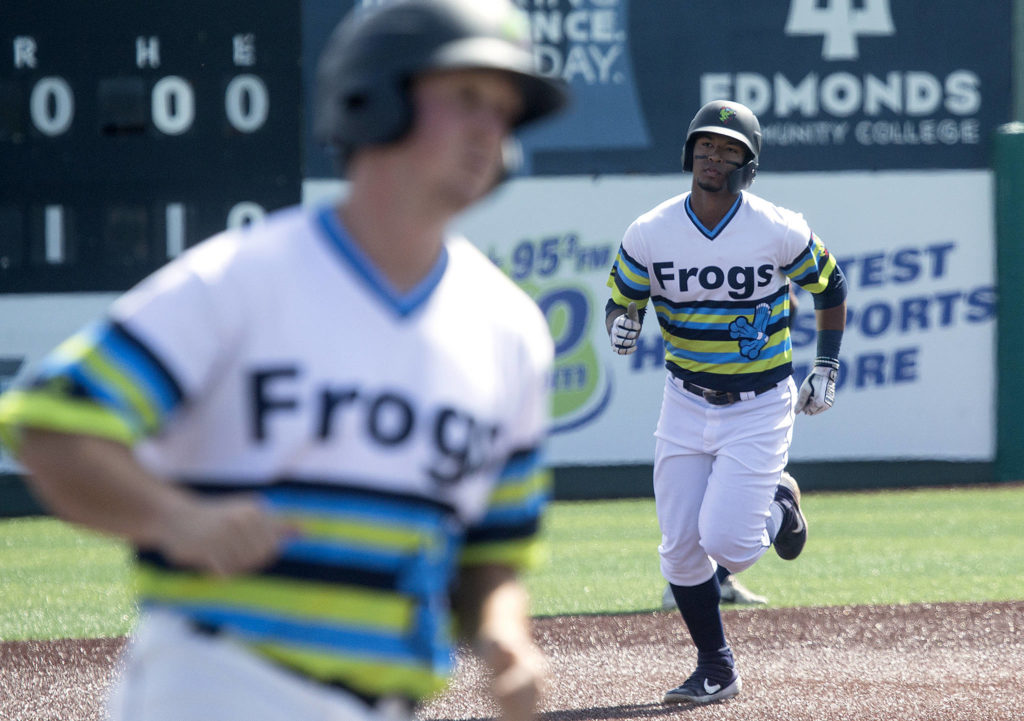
[0,485,1021,640]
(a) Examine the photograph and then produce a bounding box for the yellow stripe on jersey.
[460,535,545,568]
[134,566,412,631]
[662,333,791,376]
[488,467,550,507]
[59,335,161,433]
[293,515,440,555]
[248,642,449,699]
[0,389,135,452]
[785,233,837,293]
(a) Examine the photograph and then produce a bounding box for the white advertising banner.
[4,173,990,474]
[450,171,995,464]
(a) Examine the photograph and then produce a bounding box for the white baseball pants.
[653,375,796,587]
[105,609,412,721]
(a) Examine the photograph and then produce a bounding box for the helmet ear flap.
[727,158,758,193]
[327,80,414,170]
[681,138,696,172]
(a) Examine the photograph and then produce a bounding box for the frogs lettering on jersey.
[651,262,775,299]
[250,365,503,485]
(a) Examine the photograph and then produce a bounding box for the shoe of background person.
[773,471,807,560]
[719,574,768,605]
[660,577,768,608]
[662,664,741,705]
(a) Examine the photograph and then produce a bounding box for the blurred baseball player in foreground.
[607,100,847,705]
[0,2,566,720]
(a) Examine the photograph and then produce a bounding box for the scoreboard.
[0,4,302,293]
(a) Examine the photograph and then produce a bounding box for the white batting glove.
[795,363,838,415]
[609,302,641,355]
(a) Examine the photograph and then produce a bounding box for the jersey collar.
[314,204,449,318]
[684,193,743,240]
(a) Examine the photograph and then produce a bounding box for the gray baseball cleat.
[663,665,741,705]
[720,574,768,605]
[773,471,807,560]
[661,577,767,608]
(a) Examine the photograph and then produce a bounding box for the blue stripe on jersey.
[611,249,648,289]
[684,194,742,239]
[134,478,480,696]
[279,538,418,571]
[464,445,548,549]
[499,447,541,478]
[315,205,449,318]
[103,322,184,412]
[33,320,184,436]
[476,493,547,527]
[160,603,420,661]
[664,336,791,365]
[607,246,650,301]
[782,234,836,292]
[264,486,451,528]
[654,288,790,335]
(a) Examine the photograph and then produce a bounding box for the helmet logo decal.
[718,107,737,124]
[499,12,530,45]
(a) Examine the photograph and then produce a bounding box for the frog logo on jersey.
[729,303,772,359]
[719,107,737,124]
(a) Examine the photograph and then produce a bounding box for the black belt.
[681,380,776,406]
[190,621,414,714]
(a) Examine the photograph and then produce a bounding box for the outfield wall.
[0,168,1000,515]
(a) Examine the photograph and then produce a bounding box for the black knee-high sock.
[669,576,732,666]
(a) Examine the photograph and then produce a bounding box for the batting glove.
[794,361,838,415]
[609,302,641,355]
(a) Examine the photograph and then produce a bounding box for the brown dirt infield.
[3,601,1021,721]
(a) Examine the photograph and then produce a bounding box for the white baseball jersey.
[0,204,554,701]
[607,190,838,391]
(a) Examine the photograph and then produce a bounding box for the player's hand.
[795,363,838,415]
[610,302,641,355]
[477,636,548,721]
[156,495,296,576]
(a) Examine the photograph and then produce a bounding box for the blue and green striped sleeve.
[607,245,650,309]
[0,319,184,451]
[781,233,838,294]
[460,446,551,570]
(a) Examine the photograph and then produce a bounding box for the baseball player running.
[0,2,567,720]
[606,100,847,705]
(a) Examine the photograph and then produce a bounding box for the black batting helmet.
[314,0,568,169]
[682,100,762,193]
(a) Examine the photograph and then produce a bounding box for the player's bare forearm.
[17,428,293,575]
[19,429,184,543]
[455,564,547,721]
